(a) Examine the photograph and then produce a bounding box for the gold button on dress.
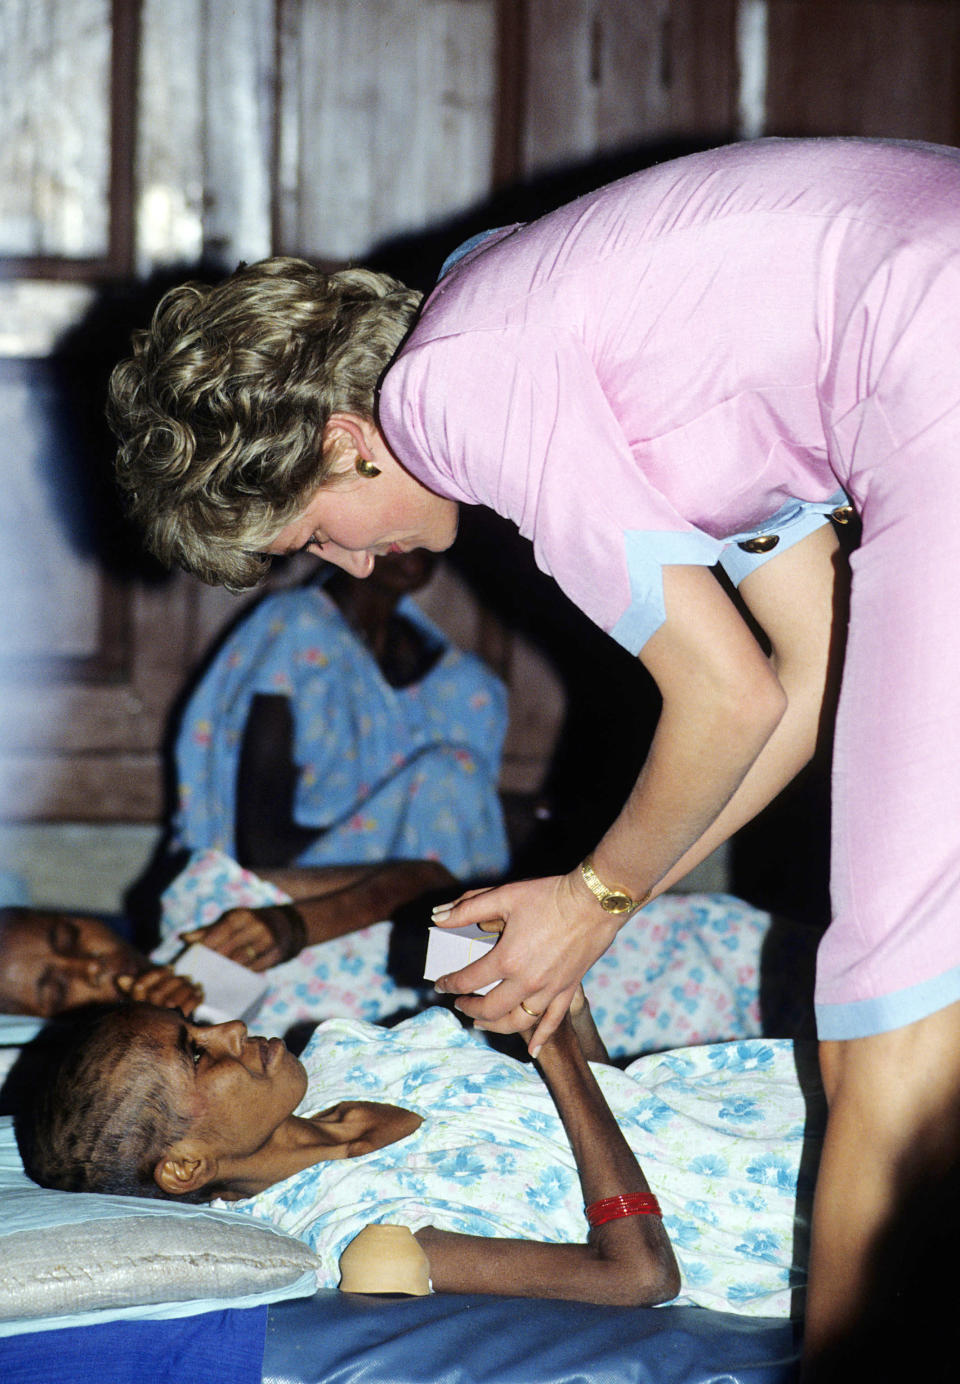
[737,534,780,554]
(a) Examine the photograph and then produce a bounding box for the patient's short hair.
[107,257,422,590]
[13,1004,196,1200]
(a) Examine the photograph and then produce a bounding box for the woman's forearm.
[263,859,456,946]
[591,527,845,904]
[594,661,819,903]
[642,668,826,896]
[587,655,786,906]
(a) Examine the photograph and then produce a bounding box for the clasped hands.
[430,871,620,1054]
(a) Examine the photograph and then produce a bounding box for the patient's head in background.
[361,548,437,596]
[0,908,147,1018]
[325,548,438,632]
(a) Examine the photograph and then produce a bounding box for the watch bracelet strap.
[579,857,646,913]
[273,903,308,957]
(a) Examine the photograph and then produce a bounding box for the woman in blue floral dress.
[174,554,509,880]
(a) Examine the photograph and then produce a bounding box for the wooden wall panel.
[137,0,275,272]
[667,0,741,137]
[765,0,960,143]
[0,751,163,820]
[0,0,113,259]
[136,0,205,269]
[276,0,498,261]
[0,575,195,821]
[201,0,276,269]
[0,364,103,663]
[521,0,739,175]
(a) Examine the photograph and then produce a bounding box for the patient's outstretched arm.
[414,1011,679,1306]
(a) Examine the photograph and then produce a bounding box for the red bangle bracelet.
[585,1193,662,1227]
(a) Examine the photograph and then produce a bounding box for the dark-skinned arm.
[182,859,456,971]
[565,983,611,1064]
[414,1008,680,1306]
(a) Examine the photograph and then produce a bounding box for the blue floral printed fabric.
[156,851,427,1033]
[158,852,806,1053]
[172,584,509,879]
[220,1008,818,1317]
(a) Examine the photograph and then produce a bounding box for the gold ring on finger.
[245,944,257,961]
[519,1000,543,1018]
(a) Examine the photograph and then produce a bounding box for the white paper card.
[173,943,270,1024]
[424,923,498,995]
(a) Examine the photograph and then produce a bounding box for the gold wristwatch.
[579,857,645,915]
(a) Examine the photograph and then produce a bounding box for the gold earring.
[355,455,381,478]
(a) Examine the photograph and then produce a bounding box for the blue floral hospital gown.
[172,582,509,879]
[158,851,815,1052]
[219,1008,818,1316]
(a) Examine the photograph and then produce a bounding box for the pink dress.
[378,137,960,1041]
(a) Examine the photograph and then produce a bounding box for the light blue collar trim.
[437,227,510,281]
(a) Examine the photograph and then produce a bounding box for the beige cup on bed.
[338,1224,432,1296]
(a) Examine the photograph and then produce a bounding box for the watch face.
[600,893,633,914]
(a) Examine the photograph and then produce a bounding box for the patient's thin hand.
[116,966,204,1016]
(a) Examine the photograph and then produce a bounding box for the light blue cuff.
[609,491,853,656]
[610,529,726,655]
[816,961,960,1040]
[718,489,852,587]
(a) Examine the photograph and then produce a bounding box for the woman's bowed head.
[107,258,458,589]
[15,998,681,1308]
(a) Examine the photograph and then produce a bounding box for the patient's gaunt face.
[129,1006,308,1160]
[0,909,147,1017]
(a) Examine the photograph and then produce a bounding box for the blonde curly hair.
[108,257,422,588]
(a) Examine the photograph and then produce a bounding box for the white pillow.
[0,1016,42,1089]
[0,1116,318,1337]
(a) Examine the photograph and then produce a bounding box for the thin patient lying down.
[10,986,818,1317]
